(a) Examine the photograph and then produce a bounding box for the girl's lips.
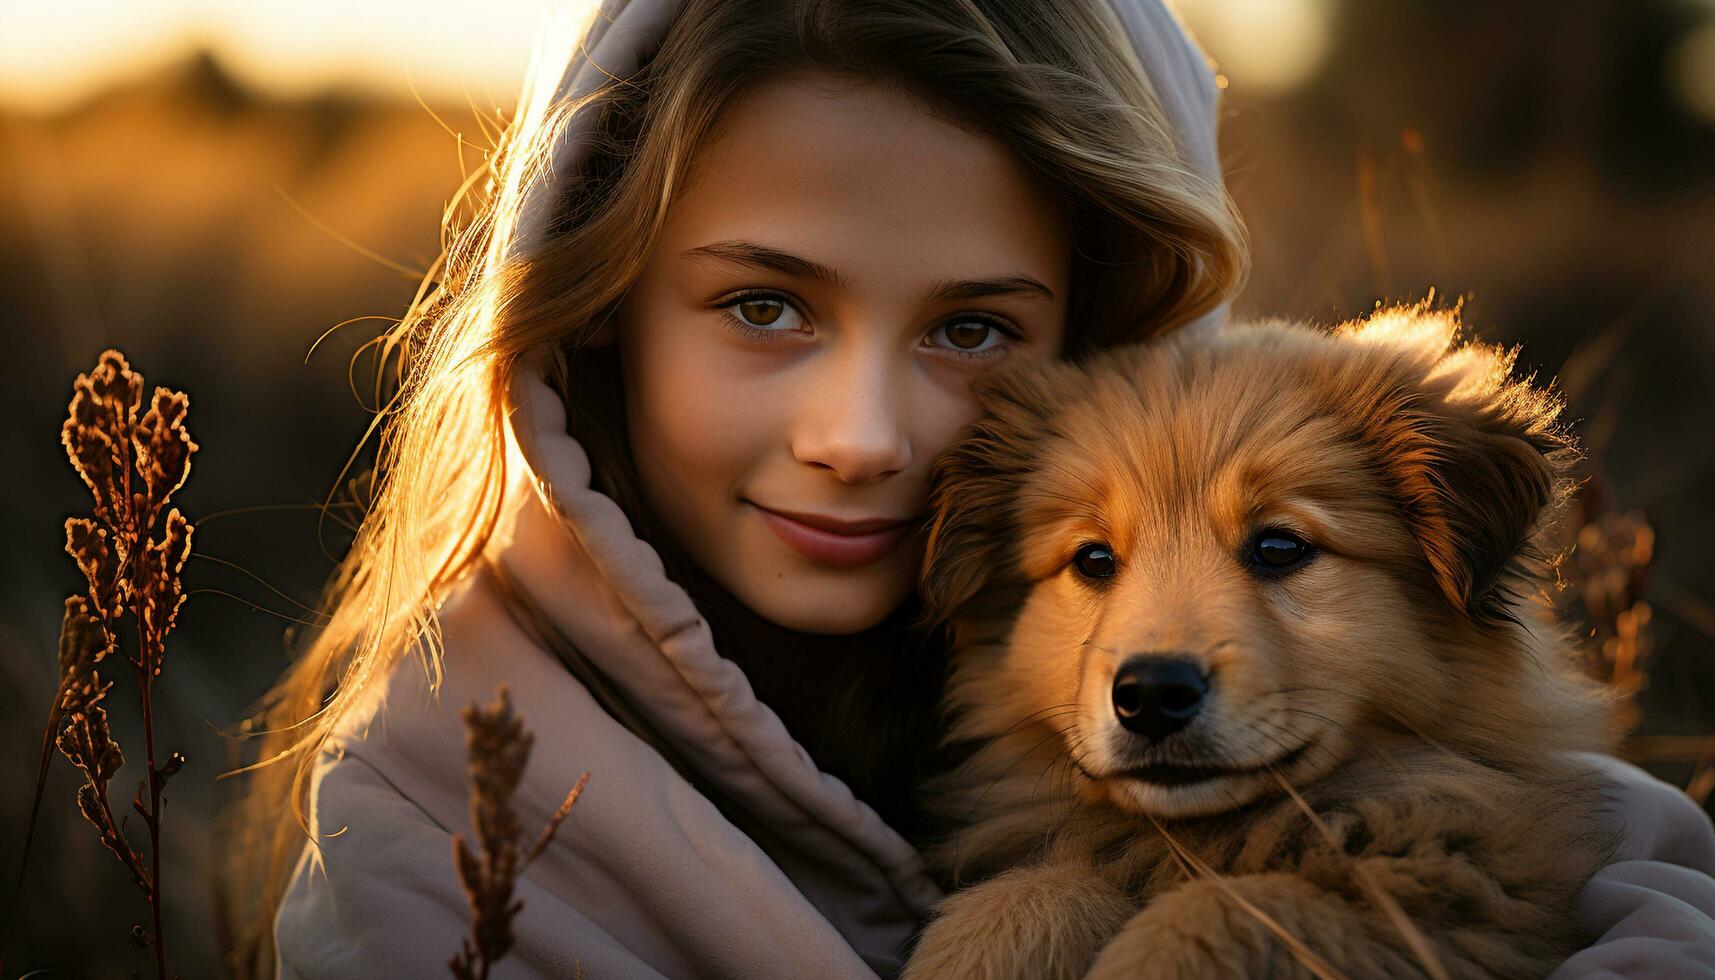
[749,503,912,568]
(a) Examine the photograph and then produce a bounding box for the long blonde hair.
[223,0,1249,972]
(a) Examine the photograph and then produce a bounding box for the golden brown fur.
[903,305,1622,979]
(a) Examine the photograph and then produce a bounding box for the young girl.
[227,0,1715,977]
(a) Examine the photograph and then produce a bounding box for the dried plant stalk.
[450,685,589,980]
[1550,474,1660,741]
[1143,812,1347,980]
[7,350,198,980]
[1547,482,1715,804]
[1562,505,1655,731]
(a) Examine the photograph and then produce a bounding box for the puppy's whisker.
[1250,685,1348,699]
[956,711,1081,768]
[986,702,1082,740]
[1027,755,1058,799]
[1237,718,1304,767]
[968,723,1081,814]
[1277,708,1406,778]
[948,702,1079,752]
[1241,714,1314,761]
[1032,742,1080,800]
[1045,795,1081,842]
[1055,730,1099,788]
[1081,640,1126,658]
[1243,718,1356,788]
[1361,704,1465,767]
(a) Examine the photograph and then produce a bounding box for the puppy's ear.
[1346,308,1578,624]
[917,361,1062,628]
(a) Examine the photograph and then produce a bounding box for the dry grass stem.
[449,685,590,980]
[1546,485,1701,792]
[6,350,199,980]
[524,772,590,868]
[1271,772,1451,980]
[1144,813,1348,980]
[1561,506,1655,727]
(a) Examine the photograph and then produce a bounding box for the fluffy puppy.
[903,307,1620,980]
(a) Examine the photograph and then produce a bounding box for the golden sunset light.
[4,2,1714,978]
[0,0,602,112]
[2,0,1342,112]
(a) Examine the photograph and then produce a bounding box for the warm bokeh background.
[4,1,1713,975]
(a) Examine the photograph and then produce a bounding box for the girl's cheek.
[629,323,788,471]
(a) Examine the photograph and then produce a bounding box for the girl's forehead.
[659,72,1073,296]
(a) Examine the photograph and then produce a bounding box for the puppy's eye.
[1072,543,1117,579]
[1249,529,1314,574]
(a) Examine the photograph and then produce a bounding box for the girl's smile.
[747,499,917,569]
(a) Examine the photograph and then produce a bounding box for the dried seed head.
[57,595,112,684]
[463,686,532,855]
[447,686,590,979]
[134,386,197,512]
[1572,510,1653,627]
[75,781,105,831]
[62,350,143,530]
[50,347,196,950]
[1555,494,1656,735]
[138,508,194,675]
[449,685,539,978]
[57,698,124,784]
[57,666,114,720]
[75,781,150,892]
[64,518,124,621]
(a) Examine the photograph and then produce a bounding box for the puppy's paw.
[903,861,1134,980]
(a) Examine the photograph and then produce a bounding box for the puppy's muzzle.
[1112,656,1208,741]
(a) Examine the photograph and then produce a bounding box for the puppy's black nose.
[1112,657,1208,740]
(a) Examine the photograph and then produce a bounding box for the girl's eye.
[1247,529,1315,575]
[928,317,1019,360]
[1072,542,1117,580]
[714,293,1019,359]
[718,292,805,337]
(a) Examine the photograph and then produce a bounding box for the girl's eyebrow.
[679,239,1056,302]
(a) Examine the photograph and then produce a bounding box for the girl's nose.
[789,351,913,484]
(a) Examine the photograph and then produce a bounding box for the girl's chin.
[740,566,916,636]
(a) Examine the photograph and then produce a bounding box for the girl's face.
[614,72,1072,635]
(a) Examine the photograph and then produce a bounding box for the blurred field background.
[3,0,1713,975]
